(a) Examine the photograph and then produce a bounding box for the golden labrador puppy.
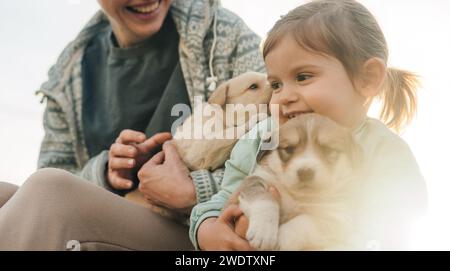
[126,72,272,220]
[174,71,272,171]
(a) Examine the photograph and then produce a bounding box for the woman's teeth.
[128,2,160,14]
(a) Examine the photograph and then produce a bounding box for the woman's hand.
[107,131,172,190]
[197,205,253,251]
[137,141,197,211]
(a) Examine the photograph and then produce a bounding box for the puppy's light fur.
[173,71,272,171]
[229,113,363,250]
[126,72,272,221]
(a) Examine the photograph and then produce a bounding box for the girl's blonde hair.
[263,0,419,131]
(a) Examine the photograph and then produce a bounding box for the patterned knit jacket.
[36,0,265,201]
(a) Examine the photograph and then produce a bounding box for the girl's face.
[98,0,172,48]
[266,35,367,129]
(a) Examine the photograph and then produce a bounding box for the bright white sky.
[1,0,449,249]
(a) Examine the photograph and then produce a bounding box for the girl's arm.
[197,205,252,251]
[189,162,249,250]
[188,118,269,249]
[190,168,224,204]
[189,140,261,249]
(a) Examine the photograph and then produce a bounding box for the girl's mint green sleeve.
[188,157,250,250]
[188,118,272,250]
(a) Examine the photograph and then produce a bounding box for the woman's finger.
[109,157,135,169]
[110,143,138,158]
[116,129,146,144]
[140,133,172,153]
[110,174,133,190]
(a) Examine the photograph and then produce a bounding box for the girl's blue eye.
[296,74,312,82]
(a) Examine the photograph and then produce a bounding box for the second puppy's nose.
[297,168,315,182]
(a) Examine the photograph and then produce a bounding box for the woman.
[0,0,264,250]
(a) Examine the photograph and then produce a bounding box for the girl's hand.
[197,205,253,251]
[107,131,172,190]
[234,214,249,239]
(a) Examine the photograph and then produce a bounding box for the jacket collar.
[38,0,219,97]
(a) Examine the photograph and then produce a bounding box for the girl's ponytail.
[379,68,420,132]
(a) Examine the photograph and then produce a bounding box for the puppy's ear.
[208,82,229,106]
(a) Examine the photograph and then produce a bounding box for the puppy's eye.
[248,83,258,90]
[278,146,295,162]
[321,146,339,163]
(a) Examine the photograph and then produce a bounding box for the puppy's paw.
[240,197,280,251]
[246,219,279,251]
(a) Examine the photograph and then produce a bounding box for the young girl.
[189,0,427,250]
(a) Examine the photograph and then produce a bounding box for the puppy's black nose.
[297,168,315,182]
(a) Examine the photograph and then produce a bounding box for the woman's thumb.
[162,141,182,163]
[147,151,165,166]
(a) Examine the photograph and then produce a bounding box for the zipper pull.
[35,90,47,103]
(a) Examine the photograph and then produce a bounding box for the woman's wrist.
[178,177,197,213]
[186,175,197,207]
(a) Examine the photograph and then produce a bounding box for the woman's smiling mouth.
[126,1,162,17]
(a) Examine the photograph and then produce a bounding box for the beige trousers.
[0,169,193,251]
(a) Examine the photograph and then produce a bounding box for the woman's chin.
[116,22,164,47]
